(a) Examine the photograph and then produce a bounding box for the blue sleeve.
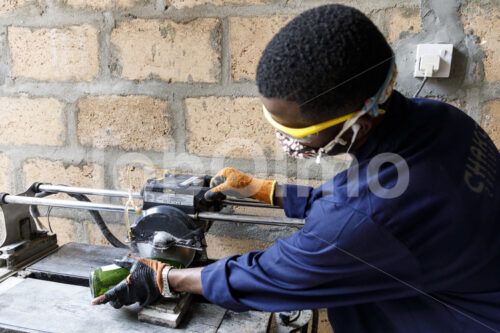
[281,184,314,218]
[201,201,422,312]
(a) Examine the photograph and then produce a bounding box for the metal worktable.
[0,243,272,333]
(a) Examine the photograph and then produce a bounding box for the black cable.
[30,187,129,248]
[30,191,53,231]
[65,192,129,248]
[413,77,428,98]
[311,309,319,333]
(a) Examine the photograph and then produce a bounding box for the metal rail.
[195,212,304,227]
[2,194,304,227]
[37,184,141,199]
[3,195,136,213]
[222,199,279,209]
[37,184,279,209]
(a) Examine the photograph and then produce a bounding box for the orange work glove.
[204,167,277,205]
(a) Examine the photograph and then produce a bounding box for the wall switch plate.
[414,44,453,78]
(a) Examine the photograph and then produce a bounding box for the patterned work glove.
[91,255,168,309]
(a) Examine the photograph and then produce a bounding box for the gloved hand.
[91,255,168,309]
[204,167,276,205]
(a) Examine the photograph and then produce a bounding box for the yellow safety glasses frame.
[263,105,385,139]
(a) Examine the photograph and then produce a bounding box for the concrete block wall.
[0,1,499,330]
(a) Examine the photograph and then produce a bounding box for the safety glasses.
[263,105,369,141]
[263,56,396,142]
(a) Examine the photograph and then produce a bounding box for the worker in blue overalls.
[93,4,500,332]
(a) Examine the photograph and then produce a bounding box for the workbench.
[0,243,272,333]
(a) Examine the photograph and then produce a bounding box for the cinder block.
[184,97,281,159]
[462,5,500,82]
[233,205,286,217]
[230,16,293,81]
[23,159,104,197]
[8,25,98,82]
[300,0,419,13]
[115,164,165,205]
[386,7,421,43]
[445,100,461,109]
[205,234,272,259]
[110,19,220,82]
[87,222,128,247]
[77,95,172,151]
[117,165,164,191]
[170,0,267,9]
[0,0,40,15]
[38,217,77,245]
[423,97,461,109]
[482,100,500,149]
[290,177,324,188]
[0,155,10,192]
[0,97,65,146]
[1,0,29,13]
[65,0,142,10]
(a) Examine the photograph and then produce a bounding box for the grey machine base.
[0,243,271,333]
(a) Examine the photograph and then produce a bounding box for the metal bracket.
[0,184,58,269]
[276,310,313,333]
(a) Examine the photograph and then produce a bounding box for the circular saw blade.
[131,205,201,267]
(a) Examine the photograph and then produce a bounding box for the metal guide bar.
[2,195,304,227]
[195,212,305,227]
[37,184,278,209]
[37,184,141,199]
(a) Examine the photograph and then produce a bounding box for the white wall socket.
[414,43,453,78]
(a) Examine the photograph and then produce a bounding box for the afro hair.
[256,4,394,121]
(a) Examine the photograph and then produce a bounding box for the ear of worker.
[91,255,167,308]
[204,167,276,205]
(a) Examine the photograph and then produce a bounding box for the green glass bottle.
[89,259,185,298]
[89,264,130,298]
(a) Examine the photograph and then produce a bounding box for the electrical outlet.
[414,44,453,78]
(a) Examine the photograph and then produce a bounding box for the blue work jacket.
[201,91,500,332]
